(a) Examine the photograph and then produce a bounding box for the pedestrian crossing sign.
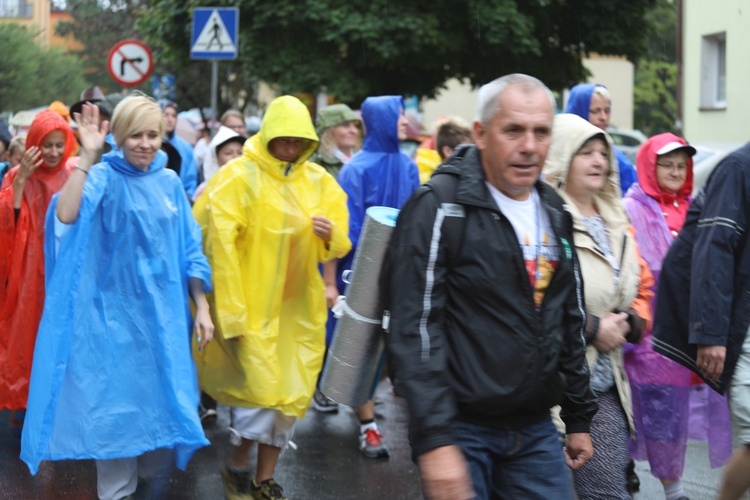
[191,7,239,60]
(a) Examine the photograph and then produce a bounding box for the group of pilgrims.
[0,78,734,500]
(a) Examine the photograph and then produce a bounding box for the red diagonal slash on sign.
[117,47,146,77]
[107,40,152,87]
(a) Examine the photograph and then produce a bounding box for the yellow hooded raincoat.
[193,96,351,417]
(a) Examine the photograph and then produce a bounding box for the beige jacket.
[544,114,653,436]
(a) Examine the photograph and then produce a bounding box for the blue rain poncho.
[20,148,211,475]
[566,83,637,194]
[168,133,198,197]
[335,96,420,295]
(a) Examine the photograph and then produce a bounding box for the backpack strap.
[428,172,465,262]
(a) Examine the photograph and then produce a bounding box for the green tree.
[140,0,657,107]
[59,0,222,113]
[634,60,676,136]
[644,0,677,63]
[634,0,677,135]
[0,24,87,112]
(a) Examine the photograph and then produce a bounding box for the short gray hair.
[476,74,555,125]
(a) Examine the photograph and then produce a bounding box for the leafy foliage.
[633,0,677,135]
[141,0,657,107]
[634,60,676,136]
[55,0,149,94]
[0,24,87,112]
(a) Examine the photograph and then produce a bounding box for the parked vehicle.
[607,128,648,163]
[690,142,746,196]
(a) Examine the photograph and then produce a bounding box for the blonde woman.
[21,97,213,500]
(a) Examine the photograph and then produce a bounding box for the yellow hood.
[244,95,319,177]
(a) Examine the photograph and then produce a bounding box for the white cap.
[656,141,696,157]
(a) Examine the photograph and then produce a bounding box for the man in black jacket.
[384,74,597,499]
[653,143,750,500]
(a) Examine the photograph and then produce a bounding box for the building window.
[701,32,727,110]
[0,0,33,18]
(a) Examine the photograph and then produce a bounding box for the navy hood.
[361,96,402,153]
[565,83,600,120]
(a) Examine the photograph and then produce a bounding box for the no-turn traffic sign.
[107,40,153,87]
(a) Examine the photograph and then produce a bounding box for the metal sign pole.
[211,59,218,126]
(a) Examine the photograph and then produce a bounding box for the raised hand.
[73,103,109,162]
[12,146,43,207]
[15,146,43,183]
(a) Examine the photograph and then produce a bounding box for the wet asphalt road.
[0,381,422,499]
[0,380,740,499]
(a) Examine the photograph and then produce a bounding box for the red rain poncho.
[0,110,76,410]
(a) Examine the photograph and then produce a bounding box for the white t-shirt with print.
[486,183,560,307]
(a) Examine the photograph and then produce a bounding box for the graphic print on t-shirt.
[485,183,561,308]
[521,232,560,307]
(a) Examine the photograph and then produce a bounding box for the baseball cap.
[315,104,361,134]
[656,141,697,157]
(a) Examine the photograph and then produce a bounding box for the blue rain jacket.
[21,149,211,474]
[168,133,198,197]
[566,83,637,194]
[329,96,419,341]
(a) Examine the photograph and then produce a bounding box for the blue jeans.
[453,417,573,500]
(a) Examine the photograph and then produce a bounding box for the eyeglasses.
[656,162,688,172]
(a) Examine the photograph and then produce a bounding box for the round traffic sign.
[107,39,154,87]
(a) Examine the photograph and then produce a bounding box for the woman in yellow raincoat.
[194,95,351,500]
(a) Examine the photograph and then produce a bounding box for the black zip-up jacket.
[653,142,750,394]
[384,146,597,457]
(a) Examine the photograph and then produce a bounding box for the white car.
[690,142,745,196]
[607,128,647,163]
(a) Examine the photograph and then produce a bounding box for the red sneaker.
[359,428,390,458]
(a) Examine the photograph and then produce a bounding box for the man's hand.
[418,445,474,500]
[697,345,726,383]
[564,433,593,470]
[592,312,629,353]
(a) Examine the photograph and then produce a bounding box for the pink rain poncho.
[623,133,732,478]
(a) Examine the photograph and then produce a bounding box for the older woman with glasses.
[623,133,732,500]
